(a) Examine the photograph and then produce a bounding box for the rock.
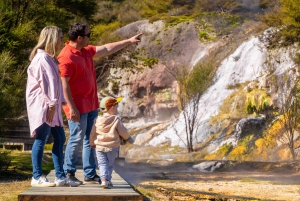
[192,161,217,172]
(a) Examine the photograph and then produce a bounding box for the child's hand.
[127,136,134,144]
[91,145,96,149]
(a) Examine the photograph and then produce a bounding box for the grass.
[0,150,54,201]
[0,180,31,201]
[240,177,260,183]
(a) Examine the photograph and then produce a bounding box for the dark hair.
[68,23,88,41]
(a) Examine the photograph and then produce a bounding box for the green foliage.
[117,3,140,26]
[199,30,215,41]
[204,143,233,160]
[195,0,242,13]
[279,0,300,44]
[94,1,118,24]
[0,149,11,170]
[155,89,172,103]
[146,192,152,197]
[0,0,99,145]
[44,144,53,151]
[260,0,300,45]
[293,53,300,65]
[245,90,272,114]
[165,16,194,28]
[195,12,241,36]
[156,38,162,45]
[172,62,214,152]
[134,56,158,68]
[259,0,278,9]
[259,4,283,28]
[139,0,172,18]
[111,80,119,94]
[91,21,121,44]
[184,62,214,97]
[228,135,254,161]
[0,51,26,124]
[240,177,259,182]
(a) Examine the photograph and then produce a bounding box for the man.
[58,23,142,184]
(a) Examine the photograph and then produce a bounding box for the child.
[90,96,134,188]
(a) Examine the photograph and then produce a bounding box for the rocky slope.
[96,19,300,162]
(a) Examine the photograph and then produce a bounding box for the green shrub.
[44,144,53,151]
[0,149,11,170]
[199,30,215,41]
[139,0,171,18]
[118,4,140,26]
[155,88,172,103]
[245,89,272,114]
[185,62,215,96]
[293,53,300,64]
[165,16,194,28]
[91,21,121,44]
[280,0,300,43]
[111,80,119,94]
[204,143,233,160]
[228,135,254,161]
[195,12,241,36]
[134,56,158,68]
[156,38,162,45]
[260,0,300,45]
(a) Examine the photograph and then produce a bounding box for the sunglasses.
[81,32,91,38]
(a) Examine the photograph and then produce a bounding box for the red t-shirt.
[58,42,99,118]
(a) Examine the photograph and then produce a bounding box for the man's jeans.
[96,147,119,181]
[63,110,98,178]
[32,123,66,179]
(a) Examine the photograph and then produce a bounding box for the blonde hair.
[29,26,62,61]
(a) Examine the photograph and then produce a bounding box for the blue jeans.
[96,147,119,181]
[63,110,98,178]
[32,123,66,179]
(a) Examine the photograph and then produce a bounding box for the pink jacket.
[26,49,65,137]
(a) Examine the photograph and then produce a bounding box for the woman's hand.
[46,106,56,123]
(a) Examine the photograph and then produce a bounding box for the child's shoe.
[101,179,111,189]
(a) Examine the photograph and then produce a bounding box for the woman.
[26,26,79,187]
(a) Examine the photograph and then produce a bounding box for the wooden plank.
[18,169,143,201]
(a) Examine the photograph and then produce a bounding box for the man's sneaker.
[55,177,80,187]
[101,179,112,189]
[31,175,56,187]
[84,174,101,184]
[66,173,83,185]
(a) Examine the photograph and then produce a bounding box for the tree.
[259,0,300,45]
[167,63,214,152]
[0,0,98,139]
[277,80,300,160]
[280,0,300,42]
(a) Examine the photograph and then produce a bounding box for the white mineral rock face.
[148,35,296,150]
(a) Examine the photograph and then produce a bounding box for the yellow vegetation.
[245,89,272,114]
[204,143,233,160]
[228,145,247,161]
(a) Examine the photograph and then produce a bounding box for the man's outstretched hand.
[129,33,143,44]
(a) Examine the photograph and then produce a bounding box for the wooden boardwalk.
[18,169,143,201]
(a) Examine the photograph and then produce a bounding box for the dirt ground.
[114,159,300,201]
